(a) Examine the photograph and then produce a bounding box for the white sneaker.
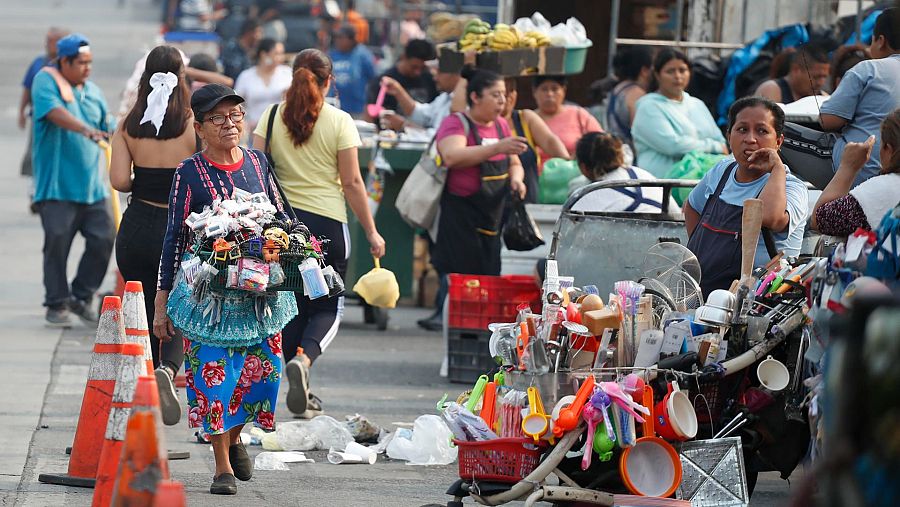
[155,365,182,426]
[285,357,309,415]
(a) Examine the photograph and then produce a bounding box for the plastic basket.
[205,253,306,293]
[455,438,545,483]
[448,274,541,330]
[447,328,495,384]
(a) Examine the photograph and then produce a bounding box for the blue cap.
[56,33,90,58]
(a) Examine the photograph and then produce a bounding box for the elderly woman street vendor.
[685,97,809,296]
[153,84,298,495]
[813,108,900,236]
[417,66,527,331]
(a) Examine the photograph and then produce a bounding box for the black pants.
[281,208,349,364]
[115,200,184,371]
[38,200,115,308]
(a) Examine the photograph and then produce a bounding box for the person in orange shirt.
[344,0,369,44]
[532,75,602,166]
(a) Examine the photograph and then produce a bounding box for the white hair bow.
[139,72,178,135]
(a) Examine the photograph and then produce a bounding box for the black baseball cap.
[190,84,244,117]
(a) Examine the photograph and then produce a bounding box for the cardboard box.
[437,43,566,77]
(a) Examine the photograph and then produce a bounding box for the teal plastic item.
[664,151,728,206]
[539,158,582,204]
[564,42,592,75]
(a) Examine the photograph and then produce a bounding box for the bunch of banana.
[458,18,492,51]
[488,24,519,50]
[521,30,551,48]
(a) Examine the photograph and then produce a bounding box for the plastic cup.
[344,442,377,464]
[327,451,366,464]
[757,355,790,392]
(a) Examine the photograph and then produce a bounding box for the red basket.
[448,274,541,330]
[455,438,545,483]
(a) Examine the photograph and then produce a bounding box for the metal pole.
[608,0,621,76]
[675,0,685,43]
[856,0,863,43]
[741,0,748,43]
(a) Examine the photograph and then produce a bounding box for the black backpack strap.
[762,228,778,259]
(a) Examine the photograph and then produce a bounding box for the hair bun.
[460,64,478,81]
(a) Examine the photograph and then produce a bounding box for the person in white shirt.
[569,132,679,213]
[233,38,292,136]
[380,64,460,131]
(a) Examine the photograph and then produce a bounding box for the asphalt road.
[0,1,798,505]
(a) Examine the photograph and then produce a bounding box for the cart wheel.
[374,307,389,331]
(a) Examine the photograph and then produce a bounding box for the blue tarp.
[716,24,809,125]
[845,10,883,45]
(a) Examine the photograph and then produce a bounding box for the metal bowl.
[706,289,737,312]
[694,305,732,325]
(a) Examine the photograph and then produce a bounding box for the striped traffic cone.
[39,296,126,488]
[92,343,145,507]
[110,376,168,506]
[122,281,154,375]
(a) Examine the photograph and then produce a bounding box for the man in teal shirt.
[32,33,114,327]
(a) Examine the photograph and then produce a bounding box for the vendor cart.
[443,180,815,506]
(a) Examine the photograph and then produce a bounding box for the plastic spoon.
[480,381,497,428]
[592,388,616,442]
[599,381,648,423]
[465,375,489,413]
[554,375,595,437]
[366,83,388,118]
[581,398,603,470]
[522,386,549,443]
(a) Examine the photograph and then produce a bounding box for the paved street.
[0,1,797,505]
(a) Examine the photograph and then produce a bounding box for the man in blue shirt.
[31,33,115,327]
[18,27,68,178]
[329,25,375,117]
[821,8,900,187]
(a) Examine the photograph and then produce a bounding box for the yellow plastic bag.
[352,257,399,309]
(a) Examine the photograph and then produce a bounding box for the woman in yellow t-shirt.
[253,49,385,418]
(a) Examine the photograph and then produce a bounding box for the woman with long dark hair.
[631,49,727,177]
[110,45,196,426]
[252,49,385,418]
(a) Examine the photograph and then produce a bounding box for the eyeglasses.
[205,110,245,126]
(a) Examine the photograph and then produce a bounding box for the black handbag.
[503,196,545,251]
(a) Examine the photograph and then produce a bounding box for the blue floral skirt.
[183,333,283,435]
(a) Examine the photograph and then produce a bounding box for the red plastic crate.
[455,438,545,483]
[448,274,541,330]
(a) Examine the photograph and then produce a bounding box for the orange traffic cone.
[92,343,146,507]
[152,480,186,507]
[110,376,168,506]
[122,281,154,375]
[39,296,126,488]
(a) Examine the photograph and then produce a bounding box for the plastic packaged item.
[441,402,498,442]
[300,258,329,299]
[268,262,285,287]
[226,265,239,288]
[322,265,345,297]
[306,415,354,450]
[386,415,458,465]
[180,256,203,286]
[237,257,269,292]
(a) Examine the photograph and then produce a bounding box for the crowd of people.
[16,2,900,496]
